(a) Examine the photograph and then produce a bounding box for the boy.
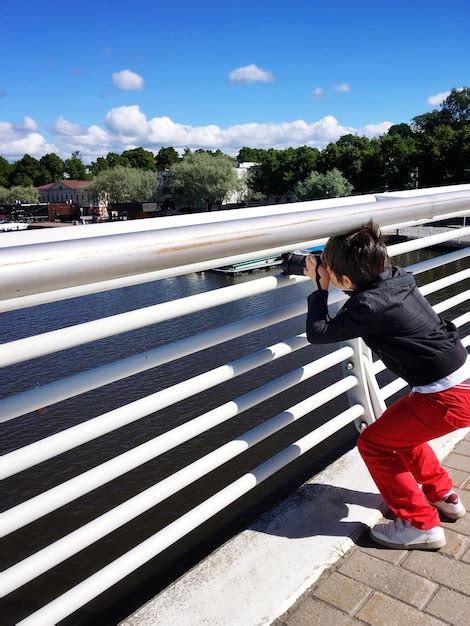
[304,222,469,550]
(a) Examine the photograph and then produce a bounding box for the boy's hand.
[304,254,330,290]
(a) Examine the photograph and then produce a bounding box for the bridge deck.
[278,433,470,626]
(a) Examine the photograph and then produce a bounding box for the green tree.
[318,135,374,194]
[106,152,127,168]
[155,146,179,171]
[89,152,127,174]
[376,134,418,191]
[454,125,470,182]
[10,154,43,186]
[0,185,39,203]
[411,109,452,134]
[169,151,238,210]
[39,153,64,183]
[89,156,110,176]
[441,87,470,124]
[64,151,88,179]
[388,123,415,138]
[0,156,12,187]
[237,147,265,163]
[121,147,156,170]
[295,169,353,200]
[415,125,461,187]
[248,146,318,201]
[89,166,157,203]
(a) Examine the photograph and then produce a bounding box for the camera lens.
[280,253,308,275]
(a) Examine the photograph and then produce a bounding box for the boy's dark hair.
[322,221,391,289]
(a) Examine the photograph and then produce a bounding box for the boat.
[212,244,325,275]
[0,221,30,232]
[212,255,283,274]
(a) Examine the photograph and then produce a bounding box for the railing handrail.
[1,189,470,300]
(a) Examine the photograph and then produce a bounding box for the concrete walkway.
[276,434,470,626]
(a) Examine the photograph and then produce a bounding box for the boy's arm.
[306,289,380,344]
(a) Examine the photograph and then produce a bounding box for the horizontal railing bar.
[0,236,326,314]
[0,344,353,481]
[0,273,301,368]
[15,403,363,626]
[452,313,470,328]
[432,292,470,314]
[419,270,470,296]
[1,346,352,529]
[4,186,468,250]
[386,225,470,256]
[0,195,378,248]
[1,191,469,300]
[1,239,468,374]
[0,344,352,516]
[0,376,358,593]
[2,208,468,314]
[392,247,469,274]
[381,377,408,400]
[1,249,466,425]
[0,298,314,424]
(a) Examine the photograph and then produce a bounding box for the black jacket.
[306,266,467,387]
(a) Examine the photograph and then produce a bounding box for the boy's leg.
[400,442,451,504]
[357,392,459,529]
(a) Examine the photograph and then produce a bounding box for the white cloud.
[0,119,54,157]
[13,115,38,132]
[112,69,144,91]
[0,108,392,161]
[334,83,351,93]
[312,87,324,97]
[427,90,451,106]
[426,87,463,107]
[52,116,84,136]
[229,64,274,84]
[98,106,389,152]
[105,105,149,135]
[361,121,393,137]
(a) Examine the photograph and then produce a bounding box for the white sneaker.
[370,518,446,550]
[432,492,467,520]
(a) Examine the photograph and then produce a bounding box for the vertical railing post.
[340,338,386,431]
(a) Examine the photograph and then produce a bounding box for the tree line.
[1,87,468,208]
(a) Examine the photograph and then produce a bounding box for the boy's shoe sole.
[369,518,447,550]
[436,509,466,521]
[369,529,446,551]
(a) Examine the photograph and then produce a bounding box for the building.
[37,180,92,205]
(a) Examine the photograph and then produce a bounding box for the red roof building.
[37,180,92,205]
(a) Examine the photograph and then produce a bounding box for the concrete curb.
[121,427,469,626]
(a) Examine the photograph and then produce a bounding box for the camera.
[281,252,322,276]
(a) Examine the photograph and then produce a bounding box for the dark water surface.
[1,247,468,625]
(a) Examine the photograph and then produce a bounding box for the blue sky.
[0,0,468,160]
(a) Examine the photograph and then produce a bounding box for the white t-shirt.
[412,353,470,394]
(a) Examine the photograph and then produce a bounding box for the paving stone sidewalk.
[276,433,470,626]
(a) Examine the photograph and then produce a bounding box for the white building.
[37,180,92,205]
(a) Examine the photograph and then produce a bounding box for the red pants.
[357,384,470,529]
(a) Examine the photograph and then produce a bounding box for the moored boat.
[0,221,30,232]
[212,255,283,274]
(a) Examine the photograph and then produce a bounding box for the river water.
[1,247,468,625]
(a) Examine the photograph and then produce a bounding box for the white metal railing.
[1,186,469,626]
